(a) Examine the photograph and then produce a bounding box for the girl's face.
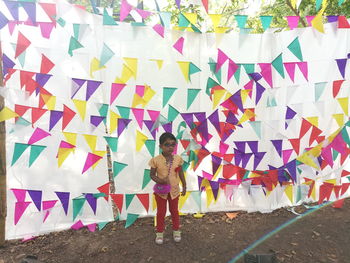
[160,138,176,156]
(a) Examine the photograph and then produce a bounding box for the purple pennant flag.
[181,113,195,128]
[211,155,222,175]
[162,122,173,133]
[253,152,266,170]
[175,0,181,9]
[55,191,70,215]
[197,176,204,191]
[21,2,36,24]
[226,111,240,126]
[234,141,246,152]
[277,169,288,183]
[35,73,52,95]
[247,141,258,154]
[0,11,9,30]
[90,116,105,127]
[49,110,63,131]
[271,140,283,157]
[208,109,220,133]
[249,72,262,82]
[71,78,86,99]
[194,112,206,122]
[286,106,297,120]
[317,156,323,166]
[2,53,15,76]
[327,16,338,23]
[5,1,19,21]
[230,90,244,112]
[241,153,253,168]
[234,149,243,166]
[86,80,103,101]
[196,120,210,142]
[27,190,42,211]
[85,194,97,215]
[209,180,220,200]
[255,82,266,105]
[144,120,157,139]
[117,118,131,136]
[285,160,296,182]
[268,165,277,170]
[336,58,347,79]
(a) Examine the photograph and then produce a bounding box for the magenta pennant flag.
[87,223,97,232]
[71,78,86,99]
[305,16,315,26]
[14,201,31,225]
[27,190,42,211]
[271,140,283,157]
[284,62,296,82]
[8,21,17,35]
[152,24,164,38]
[136,85,145,97]
[120,0,133,22]
[282,149,293,164]
[135,9,152,19]
[297,62,308,80]
[321,145,333,167]
[49,110,63,131]
[82,153,103,174]
[86,80,102,101]
[173,37,184,54]
[42,200,57,222]
[117,118,132,136]
[55,191,70,215]
[110,83,126,104]
[71,220,84,230]
[219,141,229,155]
[11,188,27,202]
[216,49,229,73]
[59,141,75,149]
[244,79,254,98]
[85,194,97,214]
[147,110,160,122]
[331,134,346,154]
[286,16,299,30]
[258,63,273,88]
[132,108,145,129]
[38,22,54,39]
[202,171,213,180]
[335,58,347,79]
[28,127,51,144]
[227,59,238,83]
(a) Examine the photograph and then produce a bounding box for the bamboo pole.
[0,43,7,246]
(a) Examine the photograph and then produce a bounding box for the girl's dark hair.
[159,132,176,144]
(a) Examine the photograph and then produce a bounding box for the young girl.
[149,132,186,245]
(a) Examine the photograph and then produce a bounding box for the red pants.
[155,194,180,233]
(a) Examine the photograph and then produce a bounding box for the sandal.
[155,232,164,245]
[173,230,181,242]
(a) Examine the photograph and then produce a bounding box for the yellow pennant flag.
[72,99,87,120]
[306,116,318,127]
[92,150,106,169]
[311,2,327,33]
[240,89,250,104]
[238,109,255,125]
[132,94,145,108]
[212,165,222,180]
[83,134,97,151]
[142,85,156,107]
[57,147,74,167]
[332,113,344,127]
[296,153,319,169]
[206,186,215,207]
[308,143,323,157]
[177,61,190,82]
[179,191,191,210]
[0,106,19,122]
[212,89,226,109]
[209,14,222,28]
[41,94,56,110]
[63,132,78,146]
[136,130,148,151]
[290,0,297,8]
[285,184,293,203]
[109,110,120,134]
[123,57,138,79]
[325,179,337,185]
[328,128,341,143]
[90,57,106,78]
[150,59,163,70]
[184,13,197,25]
[214,27,229,33]
[337,97,348,116]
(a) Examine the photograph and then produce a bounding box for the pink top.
[149,154,184,199]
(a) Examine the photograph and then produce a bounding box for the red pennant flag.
[299,119,312,139]
[20,70,35,89]
[110,194,123,213]
[341,182,350,196]
[40,54,55,74]
[31,107,47,125]
[136,194,149,212]
[201,0,208,13]
[318,183,333,204]
[332,198,345,208]
[15,104,30,121]
[179,140,190,150]
[341,170,350,177]
[333,185,342,199]
[97,182,110,201]
[193,148,211,171]
[62,105,76,130]
[309,126,323,146]
[289,138,300,155]
[39,3,56,24]
[15,32,31,58]
[338,16,350,28]
[223,163,239,179]
[333,80,344,98]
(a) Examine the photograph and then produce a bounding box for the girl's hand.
[181,186,186,196]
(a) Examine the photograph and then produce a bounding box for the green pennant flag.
[93,193,106,198]
[249,121,262,139]
[113,161,128,178]
[131,22,145,26]
[272,53,285,78]
[98,221,109,230]
[266,97,271,107]
[178,13,191,28]
[103,8,118,25]
[187,89,201,110]
[163,87,177,108]
[142,169,151,190]
[189,62,201,81]
[316,0,322,11]
[314,82,327,102]
[332,149,339,161]
[145,140,156,157]
[208,58,221,84]
[104,136,118,152]
[56,17,66,27]
[116,106,130,119]
[242,64,255,76]
[125,194,135,210]
[68,36,84,56]
[73,24,80,39]
[347,176,350,182]
[176,121,187,140]
[11,117,31,133]
[29,145,47,167]
[100,43,115,67]
[270,97,277,107]
[73,198,86,221]
[339,0,345,6]
[234,15,248,29]
[341,127,350,145]
[234,64,241,84]
[206,77,220,97]
[168,105,180,122]
[260,16,273,31]
[11,143,30,166]
[18,51,26,68]
[99,104,109,124]
[287,37,303,61]
[191,191,201,209]
[125,213,139,228]
[191,24,202,33]
[296,185,302,203]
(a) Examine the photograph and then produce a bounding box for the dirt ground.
[0,198,349,263]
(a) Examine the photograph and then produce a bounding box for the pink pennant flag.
[321,145,333,168]
[38,22,54,39]
[8,21,17,35]
[135,85,145,97]
[216,49,229,73]
[14,201,31,225]
[42,200,57,222]
[173,37,184,54]
[219,141,229,155]
[11,189,27,202]
[59,141,76,148]
[286,16,300,30]
[132,108,144,129]
[244,79,254,98]
[71,220,84,230]
[284,62,296,82]
[120,0,133,22]
[135,9,152,19]
[258,63,273,88]
[305,16,315,26]
[282,149,293,164]
[297,62,308,81]
[87,223,97,232]
[82,153,103,174]
[110,83,126,105]
[152,24,164,38]
[28,127,51,145]
[202,171,213,180]
[147,110,160,121]
[227,59,238,83]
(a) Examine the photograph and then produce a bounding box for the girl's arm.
[178,166,187,196]
[150,167,168,184]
